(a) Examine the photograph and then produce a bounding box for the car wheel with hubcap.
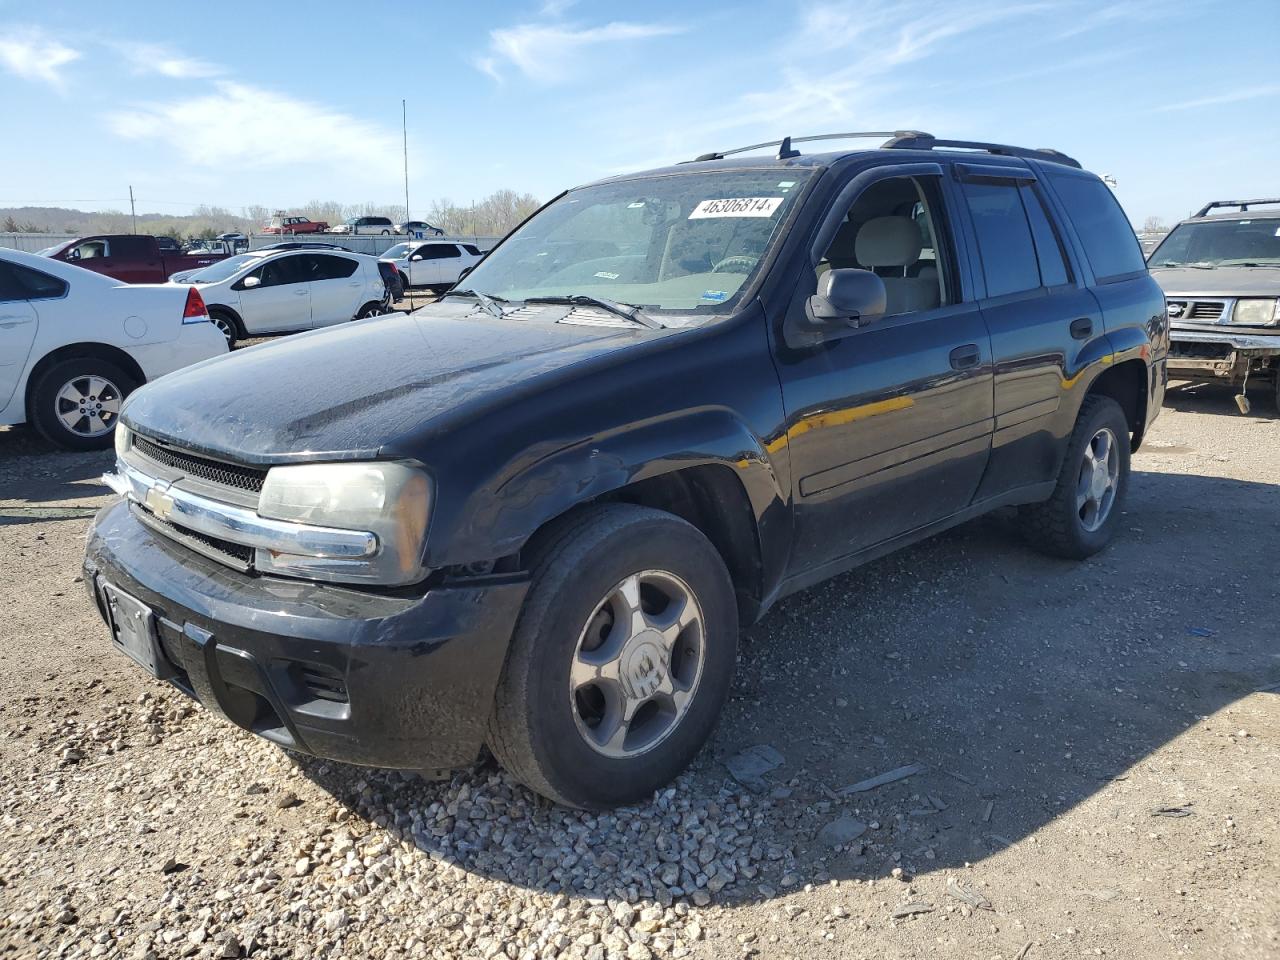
[30,357,138,451]
[1021,394,1130,559]
[208,310,239,349]
[355,302,389,320]
[487,503,738,808]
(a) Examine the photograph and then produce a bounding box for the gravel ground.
[1,379,1277,960]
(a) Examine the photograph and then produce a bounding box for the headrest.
[855,216,922,268]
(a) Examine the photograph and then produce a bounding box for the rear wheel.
[208,309,240,349]
[355,301,389,319]
[30,357,138,451]
[1021,395,1130,559]
[487,504,738,808]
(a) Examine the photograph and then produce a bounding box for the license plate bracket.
[100,581,173,680]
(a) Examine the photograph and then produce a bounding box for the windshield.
[459,169,814,316]
[382,243,413,259]
[185,253,260,283]
[1150,219,1280,267]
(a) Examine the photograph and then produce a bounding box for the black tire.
[1021,395,1131,559]
[208,309,240,349]
[1273,368,1280,415]
[486,503,738,808]
[29,357,138,451]
[380,229,391,235]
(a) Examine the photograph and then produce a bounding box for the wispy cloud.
[1156,83,1280,112]
[480,20,684,84]
[110,41,223,79]
[107,81,402,180]
[0,26,80,89]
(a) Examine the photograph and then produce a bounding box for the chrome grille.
[1188,300,1225,320]
[133,435,267,494]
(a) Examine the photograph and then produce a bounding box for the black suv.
[1148,198,1280,412]
[85,132,1168,809]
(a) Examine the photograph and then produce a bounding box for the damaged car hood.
[1150,265,1280,298]
[121,301,653,463]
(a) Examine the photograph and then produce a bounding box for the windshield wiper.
[443,288,508,318]
[524,294,662,329]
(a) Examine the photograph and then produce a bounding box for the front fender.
[426,408,787,571]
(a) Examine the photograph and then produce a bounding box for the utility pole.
[402,100,410,228]
[128,186,137,234]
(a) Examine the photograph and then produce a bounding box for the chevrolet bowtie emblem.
[144,484,176,521]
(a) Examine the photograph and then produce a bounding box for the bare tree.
[1141,215,1168,235]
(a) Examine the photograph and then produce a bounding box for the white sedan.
[181,249,390,347]
[379,241,484,292]
[0,248,227,450]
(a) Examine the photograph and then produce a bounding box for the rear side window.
[307,254,359,279]
[961,181,1040,297]
[1047,173,1145,280]
[1020,185,1071,287]
[1,261,68,300]
[462,244,482,256]
[112,236,152,258]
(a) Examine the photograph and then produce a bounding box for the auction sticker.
[689,197,783,219]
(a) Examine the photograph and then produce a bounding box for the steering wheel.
[711,256,756,274]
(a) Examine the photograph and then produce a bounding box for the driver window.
[817,176,954,316]
[74,240,109,260]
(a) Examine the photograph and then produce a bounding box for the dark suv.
[1148,198,1280,412]
[84,132,1167,809]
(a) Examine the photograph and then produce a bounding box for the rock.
[275,792,301,809]
[891,902,934,919]
[726,745,785,792]
[945,877,992,911]
[216,934,241,958]
[295,857,311,876]
[626,943,653,960]
[816,817,867,848]
[322,909,347,932]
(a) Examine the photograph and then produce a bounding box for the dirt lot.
[1,381,1277,960]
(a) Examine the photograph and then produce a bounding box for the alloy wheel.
[570,570,705,759]
[55,375,122,438]
[1076,426,1119,532]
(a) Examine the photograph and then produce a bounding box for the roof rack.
[690,131,932,162]
[1193,198,1280,217]
[687,131,1082,169]
[881,133,1082,169]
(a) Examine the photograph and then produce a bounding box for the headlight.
[256,461,431,585]
[114,423,133,459]
[1230,298,1280,327]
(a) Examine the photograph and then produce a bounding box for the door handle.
[0,315,33,328]
[348,281,361,287]
[294,289,309,296]
[1070,317,1093,340]
[949,344,981,370]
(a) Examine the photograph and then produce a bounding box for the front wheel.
[487,504,738,808]
[1021,395,1131,559]
[29,357,138,451]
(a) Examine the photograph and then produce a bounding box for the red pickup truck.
[261,216,329,235]
[43,235,231,284]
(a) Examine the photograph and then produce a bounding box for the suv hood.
[121,302,649,464]
[1150,265,1280,298]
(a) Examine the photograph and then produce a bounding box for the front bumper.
[83,499,528,771]
[1168,327,1280,379]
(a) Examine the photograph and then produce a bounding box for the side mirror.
[68,248,81,260]
[242,275,261,289]
[806,268,886,329]
[410,255,422,262]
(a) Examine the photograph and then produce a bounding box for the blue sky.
[1,0,1276,226]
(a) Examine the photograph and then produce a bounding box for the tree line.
[0,189,542,242]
